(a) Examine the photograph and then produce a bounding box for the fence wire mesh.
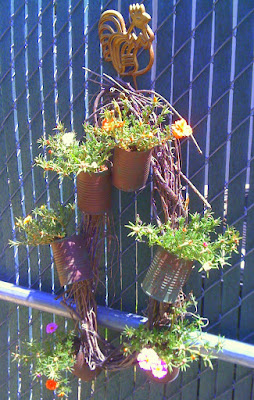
[0,0,253,399]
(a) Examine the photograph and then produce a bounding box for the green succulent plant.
[9,202,74,246]
[12,324,76,398]
[126,212,240,274]
[123,293,223,373]
[35,122,114,177]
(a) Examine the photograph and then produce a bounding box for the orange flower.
[24,215,32,224]
[117,121,125,128]
[101,118,115,132]
[45,379,58,391]
[172,118,192,139]
[191,354,196,360]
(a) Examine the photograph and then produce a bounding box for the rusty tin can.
[112,147,152,192]
[77,168,111,214]
[141,247,193,304]
[51,235,93,286]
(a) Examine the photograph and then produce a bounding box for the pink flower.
[46,322,58,334]
[137,348,159,371]
[203,242,208,247]
[151,359,168,379]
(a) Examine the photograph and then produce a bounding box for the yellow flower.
[24,215,32,224]
[172,118,192,139]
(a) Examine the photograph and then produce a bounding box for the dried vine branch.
[62,72,211,373]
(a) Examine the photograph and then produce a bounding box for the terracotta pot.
[112,147,152,192]
[145,366,179,383]
[51,235,93,286]
[141,247,193,304]
[77,168,111,214]
[72,351,101,381]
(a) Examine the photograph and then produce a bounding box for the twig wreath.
[12,70,239,396]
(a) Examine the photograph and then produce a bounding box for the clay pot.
[145,366,179,383]
[77,168,111,214]
[72,351,101,381]
[112,147,152,192]
[141,247,193,304]
[51,235,93,286]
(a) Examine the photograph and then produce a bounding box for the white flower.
[137,348,160,371]
[202,261,212,272]
[61,131,76,146]
[90,161,98,170]
[151,360,168,379]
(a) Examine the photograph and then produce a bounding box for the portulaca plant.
[12,323,76,398]
[123,293,223,377]
[126,212,240,274]
[35,122,114,177]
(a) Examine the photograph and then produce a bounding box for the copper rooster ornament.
[98,3,155,88]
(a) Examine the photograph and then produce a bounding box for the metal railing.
[0,280,253,369]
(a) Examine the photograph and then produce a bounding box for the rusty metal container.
[51,235,93,286]
[72,350,101,381]
[112,147,152,192]
[141,247,193,304]
[77,168,111,214]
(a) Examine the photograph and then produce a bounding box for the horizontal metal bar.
[0,280,253,369]
[0,280,147,329]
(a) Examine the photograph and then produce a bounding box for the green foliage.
[123,294,223,372]
[35,122,114,177]
[9,202,74,246]
[12,329,76,397]
[100,95,173,151]
[126,212,240,274]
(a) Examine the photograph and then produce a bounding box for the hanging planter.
[34,123,114,215]
[72,337,102,381]
[112,147,152,192]
[77,168,111,214]
[141,247,193,304]
[123,294,223,382]
[72,351,101,381]
[126,212,240,304]
[51,234,93,286]
[93,91,172,192]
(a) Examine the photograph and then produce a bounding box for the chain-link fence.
[0,1,253,399]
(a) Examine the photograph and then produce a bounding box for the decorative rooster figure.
[98,3,154,89]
